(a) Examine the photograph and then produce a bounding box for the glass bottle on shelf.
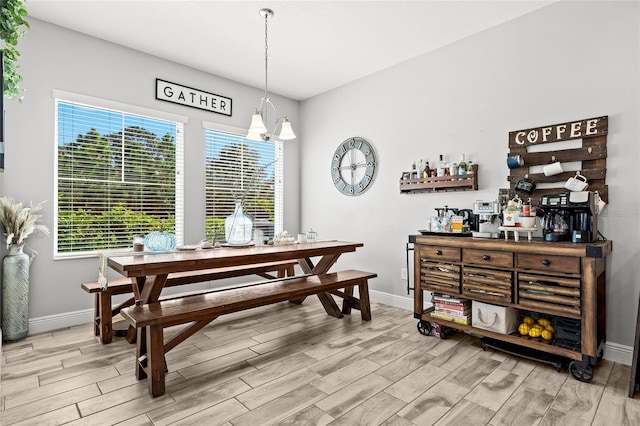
[467,160,474,180]
[458,154,467,180]
[436,155,446,177]
[423,161,431,179]
[449,163,458,181]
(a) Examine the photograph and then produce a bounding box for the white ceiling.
[27,0,555,101]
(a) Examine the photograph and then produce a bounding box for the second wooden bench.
[121,269,376,397]
[81,260,296,343]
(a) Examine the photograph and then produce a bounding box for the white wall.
[300,1,640,355]
[2,19,300,319]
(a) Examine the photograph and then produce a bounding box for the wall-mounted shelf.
[400,164,478,194]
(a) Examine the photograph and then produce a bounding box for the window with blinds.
[204,126,283,243]
[55,99,184,256]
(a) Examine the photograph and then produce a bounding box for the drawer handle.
[436,250,442,256]
[542,258,551,266]
[483,255,491,261]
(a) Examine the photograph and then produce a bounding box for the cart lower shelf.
[480,337,565,372]
[417,317,599,383]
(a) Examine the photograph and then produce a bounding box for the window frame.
[202,121,283,243]
[53,90,187,259]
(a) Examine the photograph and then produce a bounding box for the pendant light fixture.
[246,8,296,142]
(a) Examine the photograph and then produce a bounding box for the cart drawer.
[463,249,513,268]
[420,261,461,296]
[516,253,580,275]
[418,245,460,262]
[462,266,513,303]
[517,272,581,319]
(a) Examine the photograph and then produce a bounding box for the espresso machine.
[540,192,598,242]
[472,200,501,238]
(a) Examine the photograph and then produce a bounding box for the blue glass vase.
[144,231,176,252]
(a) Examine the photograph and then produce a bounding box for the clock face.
[331,137,377,196]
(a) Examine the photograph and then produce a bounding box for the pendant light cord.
[263,11,269,102]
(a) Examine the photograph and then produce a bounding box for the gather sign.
[156,79,232,116]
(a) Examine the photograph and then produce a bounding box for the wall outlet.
[400,268,407,280]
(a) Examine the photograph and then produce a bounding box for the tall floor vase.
[2,243,30,341]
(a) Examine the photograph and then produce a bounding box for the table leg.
[342,286,354,315]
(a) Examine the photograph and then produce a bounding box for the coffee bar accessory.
[539,191,598,242]
[471,200,501,238]
[564,171,589,192]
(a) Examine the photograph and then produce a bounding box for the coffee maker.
[567,191,598,242]
[472,200,501,238]
[540,192,598,243]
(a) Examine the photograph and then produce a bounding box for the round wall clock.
[331,137,377,196]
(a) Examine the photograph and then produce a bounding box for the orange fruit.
[541,329,553,340]
[523,316,535,325]
[518,323,530,335]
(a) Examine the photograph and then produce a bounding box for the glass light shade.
[246,131,264,142]
[278,118,296,140]
[248,110,267,135]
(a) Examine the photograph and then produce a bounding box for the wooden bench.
[120,269,376,397]
[82,260,296,343]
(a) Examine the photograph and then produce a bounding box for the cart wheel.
[569,360,594,383]
[417,320,432,336]
[439,325,449,339]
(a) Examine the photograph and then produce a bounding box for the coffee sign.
[156,79,232,116]
[509,116,608,148]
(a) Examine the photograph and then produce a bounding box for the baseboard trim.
[603,341,633,366]
[27,291,633,365]
[369,289,413,311]
[29,308,94,335]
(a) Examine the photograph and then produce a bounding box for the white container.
[472,301,518,334]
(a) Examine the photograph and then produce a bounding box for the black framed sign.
[155,78,232,116]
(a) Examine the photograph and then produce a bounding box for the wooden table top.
[107,240,363,277]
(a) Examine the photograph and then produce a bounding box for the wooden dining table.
[107,240,374,397]
[107,239,364,314]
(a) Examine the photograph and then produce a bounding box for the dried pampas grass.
[0,197,50,248]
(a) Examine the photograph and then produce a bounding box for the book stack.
[429,293,472,325]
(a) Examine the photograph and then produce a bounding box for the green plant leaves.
[1,0,29,99]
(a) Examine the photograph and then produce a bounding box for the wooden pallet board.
[507,116,608,205]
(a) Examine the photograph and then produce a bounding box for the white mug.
[543,161,563,176]
[564,173,588,192]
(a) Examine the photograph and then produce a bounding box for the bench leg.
[93,294,100,337]
[147,324,166,397]
[136,326,147,380]
[98,291,114,344]
[358,280,372,321]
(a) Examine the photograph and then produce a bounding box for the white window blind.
[55,99,184,256]
[204,125,283,242]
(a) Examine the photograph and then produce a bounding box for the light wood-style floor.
[1,298,639,425]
